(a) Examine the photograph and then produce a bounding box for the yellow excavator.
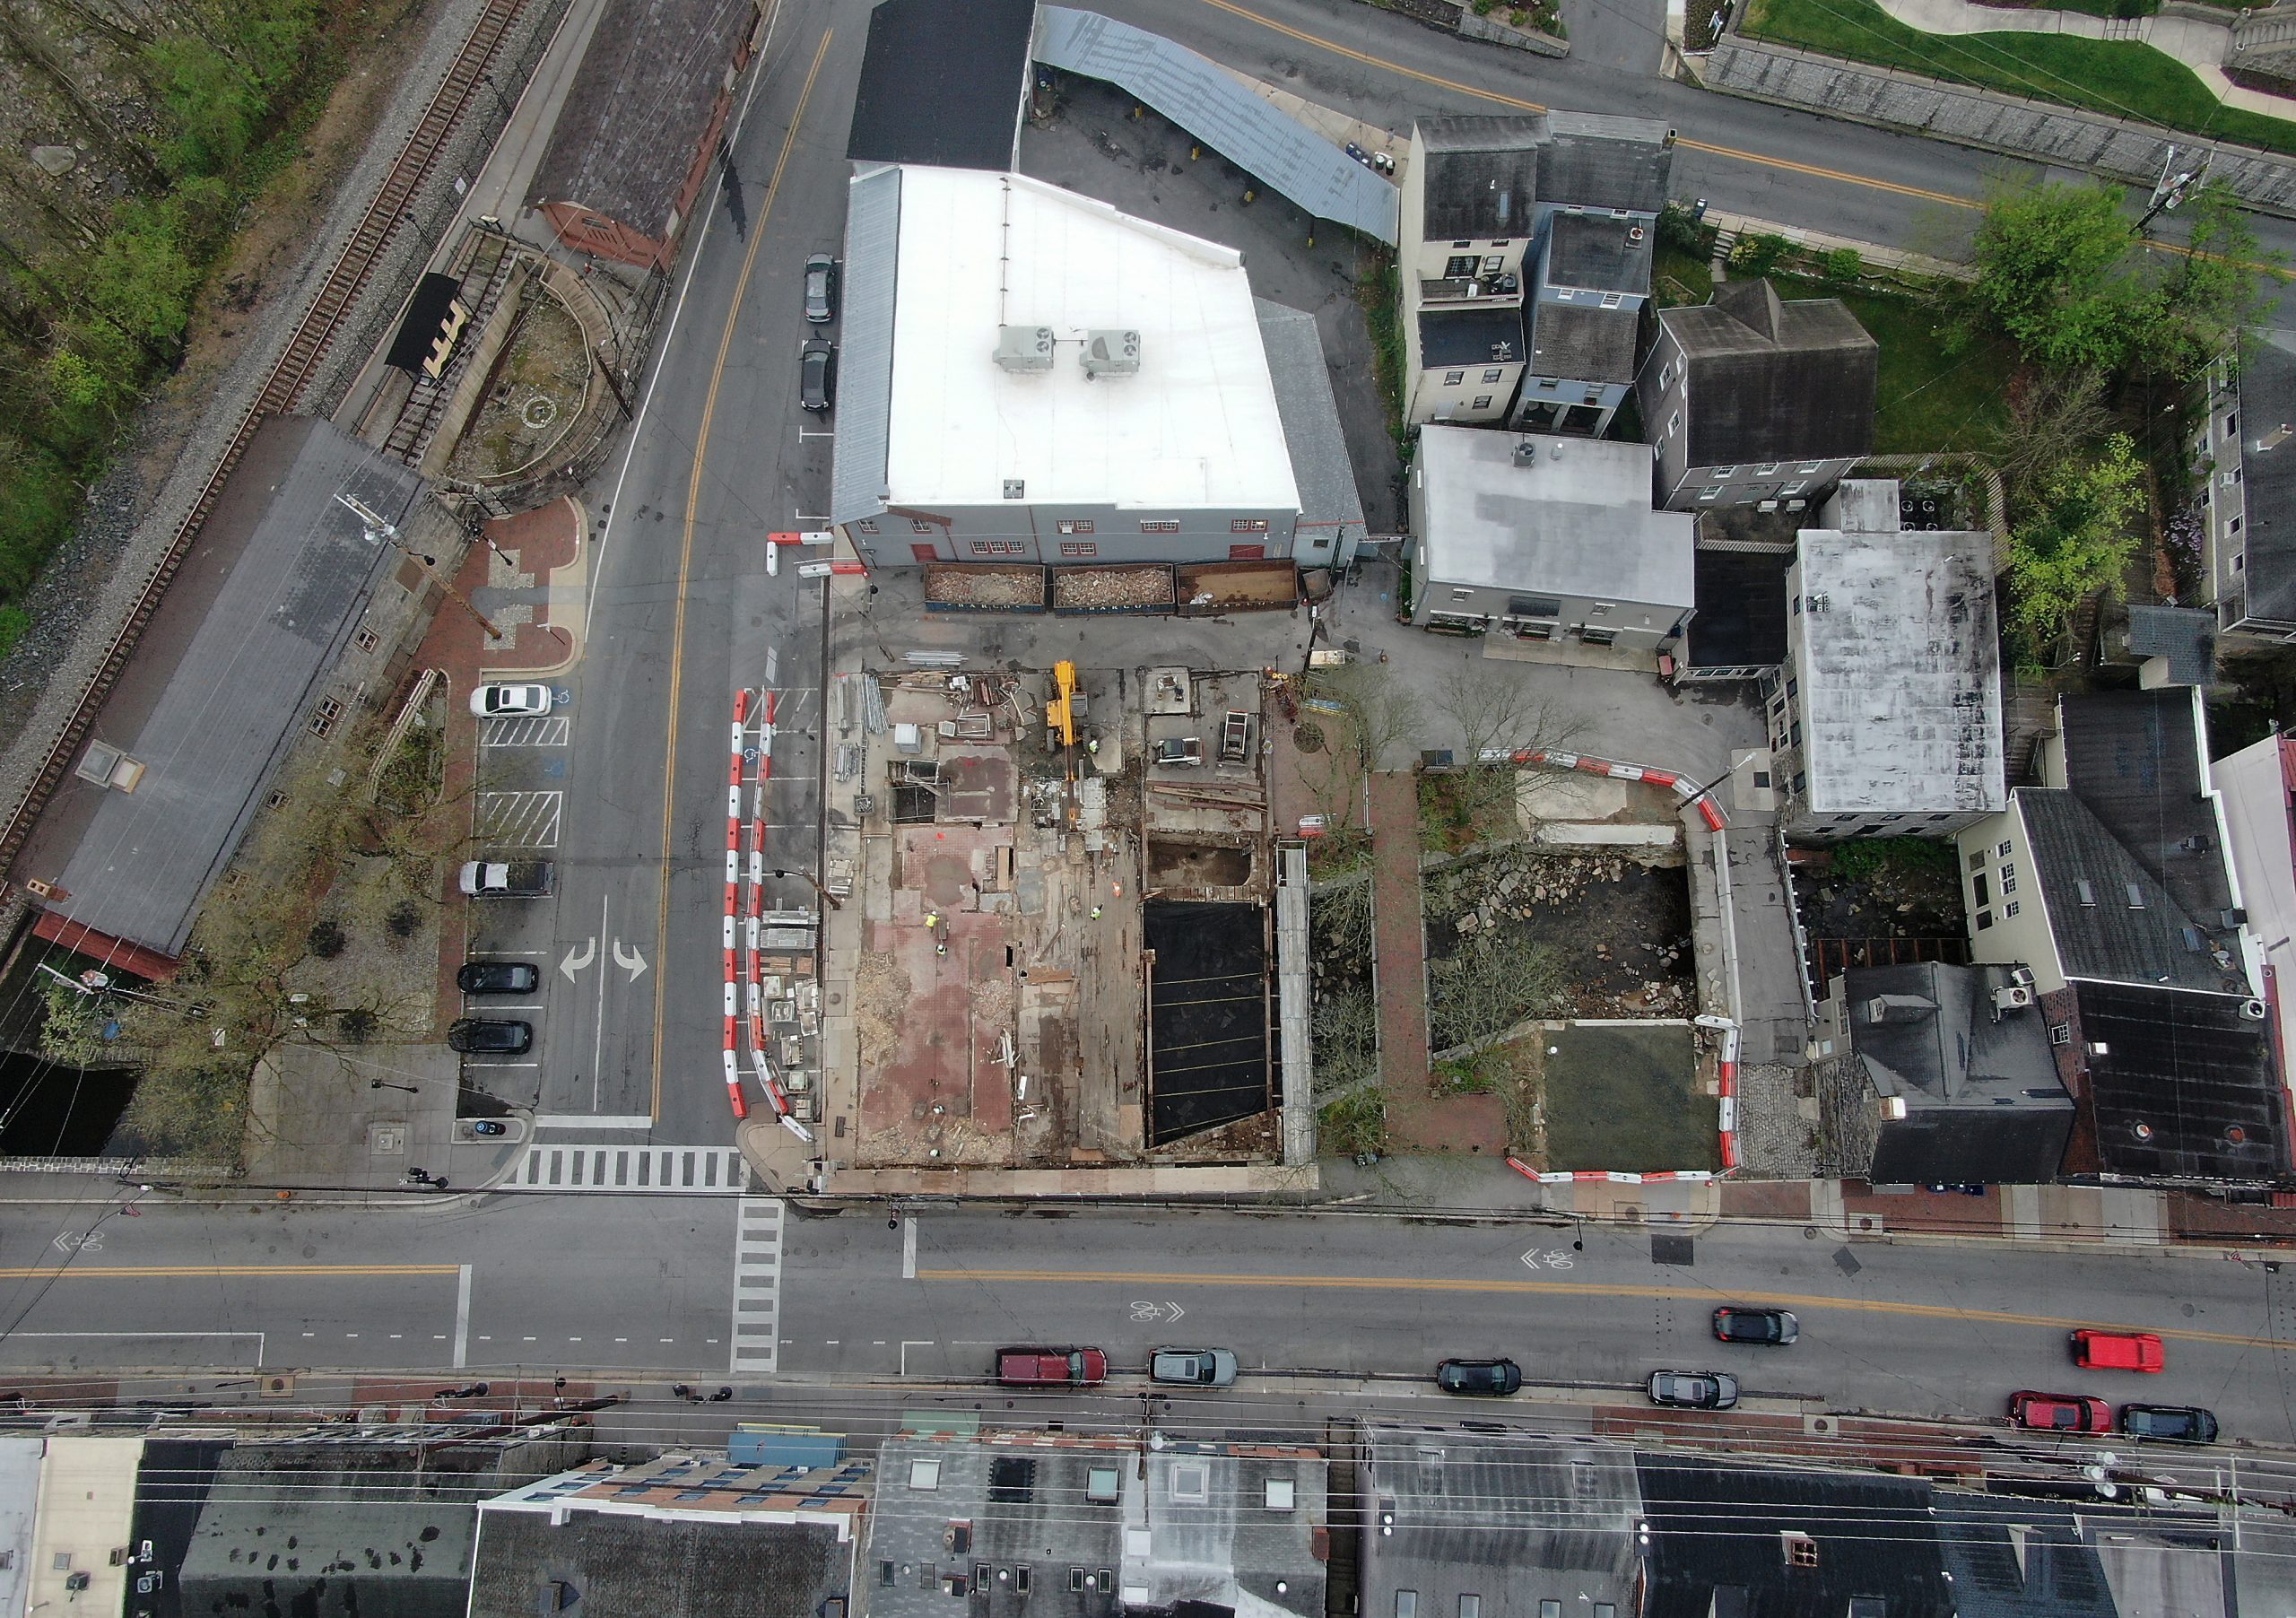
[1045,660,1078,747]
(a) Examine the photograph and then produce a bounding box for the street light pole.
[770,867,842,911]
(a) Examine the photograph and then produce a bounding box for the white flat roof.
[887,168,1298,512]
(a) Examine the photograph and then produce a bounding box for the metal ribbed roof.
[1033,7,1398,244]
[830,165,900,529]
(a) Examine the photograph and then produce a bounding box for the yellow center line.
[918,1266,2287,1352]
[653,28,837,1115]
[0,1265,465,1280]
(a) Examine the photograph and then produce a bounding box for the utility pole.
[338,493,503,641]
[2138,144,2209,233]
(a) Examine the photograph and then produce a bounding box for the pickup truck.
[996,1346,1107,1387]
[458,859,555,898]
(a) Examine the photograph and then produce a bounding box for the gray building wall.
[1413,348,1526,426]
[849,500,1298,567]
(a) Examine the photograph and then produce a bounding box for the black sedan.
[457,961,539,996]
[1437,1358,1523,1396]
[2119,1404,2220,1443]
[448,1018,532,1055]
[1712,1307,1799,1345]
[1648,1370,1739,1410]
[800,339,835,412]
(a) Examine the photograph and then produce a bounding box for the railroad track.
[0,0,536,881]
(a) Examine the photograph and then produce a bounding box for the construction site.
[823,663,1313,1192]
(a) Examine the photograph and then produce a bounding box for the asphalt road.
[4,1196,2292,1461]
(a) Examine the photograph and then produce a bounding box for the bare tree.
[1996,367,2112,505]
[1296,662,1423,861]
[1430,665,1587,832]
[1428,932,1569,1053]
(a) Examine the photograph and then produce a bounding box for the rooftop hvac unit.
[1082,328,1141,378]
[2242,998,2269,1021]
[1993,985,2033,1013]
[994,325,1055,373]
[1513,439,1540,465]
[2009,966,2035,989]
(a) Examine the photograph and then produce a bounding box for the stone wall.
[1698,35,2296,218]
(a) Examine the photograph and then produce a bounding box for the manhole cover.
[521,395,559,430]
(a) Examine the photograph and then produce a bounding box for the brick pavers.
[1368,770,1430,1092]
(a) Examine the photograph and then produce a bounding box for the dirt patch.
[1425,845,1695,1020]
[1147,840,1253,889]
[448,292,594,480]
[852,949,910,1072]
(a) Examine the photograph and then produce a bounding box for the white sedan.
[469,683,552,718]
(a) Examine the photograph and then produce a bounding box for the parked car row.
[801,252,839,413]
[996,1347,1239,1387]
[2010,1392,2217,1441]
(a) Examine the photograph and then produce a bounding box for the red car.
[2010,1390,2112,1431]
[995,1347,1107,1387]
[2070,1329,2165,1372]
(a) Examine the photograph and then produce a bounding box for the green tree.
[2135,186,2268,380]
[2006,433,2146,649]
[1968,180,2146,374]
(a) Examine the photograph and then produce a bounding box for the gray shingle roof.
[1544,212,1655,293]
[2057,691,2232,935]
[1538,111,1674,213]
[1257,300,1367,557]
[1662,280,1877,466]
[525,0,753,234]
[1527,300,1638,384]
[829,164,900,528]
[2235,330,2296,623]
[2122,605,2218,687]
[1413,116,1544,240]
[2017,790,2231,992]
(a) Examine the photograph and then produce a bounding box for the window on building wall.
[1996,839,2012,857]
[1483,369,1504,383]
[1782,482,1806,497]
[1977,910,1994,930]
[1667,412,1682,437]
[1755,463,1779,475]
[1786,676,1798,697]
[2226,414,2238,437]
[1711,465,1737,477]
[1140,519,1179,533]
[1969,849,1984,870]
[2237,554,2248,570]
[1974,874,1991,907]
[1444,370,1465,386]
[1057,519,1094,535]
[1602,291,1623,308]
[1540,378,1560,391]
[1451,239,1472,248]
[1699,488,1721,502]
[1451,588,1475,602]
[1231,518,1269,532]
[1789,722,1802,746]
[2003,876,2017,895]
[1580,626,1616,646]
[856,519,879,535]
[2232,516,2244,534]
[969,542,995,557]
[1059,542,1097,557]
[911,519,933,534]
[1791,771,1807,793]
[1445,255,1478,276]
[1473,396,1492,410]
[1797,462,1822,474]
[2006,901,2021,918]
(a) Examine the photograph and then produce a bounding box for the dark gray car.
[1648,1370,1739,1410]
[448,1018,532,1055]
[804,254,837,323]
[800,339,834,412]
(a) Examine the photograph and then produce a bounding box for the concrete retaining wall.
[1699,35,2296,218]
[1459,10,1570,56]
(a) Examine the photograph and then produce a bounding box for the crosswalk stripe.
[500,1144,748,1195]
[729,1195,786,1376]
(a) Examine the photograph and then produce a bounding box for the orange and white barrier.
[1492,747,1726,831]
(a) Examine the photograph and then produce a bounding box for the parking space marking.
[480,716,570,748]
[474,790,562,848]
[500,1144,749,1195]
[730,1196,785,1375]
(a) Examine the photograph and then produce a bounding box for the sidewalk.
[1869,0,2293,118]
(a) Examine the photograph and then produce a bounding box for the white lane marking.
[902,1215,918,1280]
[730,1195,786,1375]
[454,1265,474,1370]
[500,1144,746,1193]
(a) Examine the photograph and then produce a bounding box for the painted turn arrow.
[559,937,596,983]
[612,939,650,982]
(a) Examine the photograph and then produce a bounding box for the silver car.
[1150,1348,1239,1387]
[804,254,837,323]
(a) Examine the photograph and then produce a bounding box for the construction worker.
[1086,736,1100,756]
[1090,905,1103,920]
